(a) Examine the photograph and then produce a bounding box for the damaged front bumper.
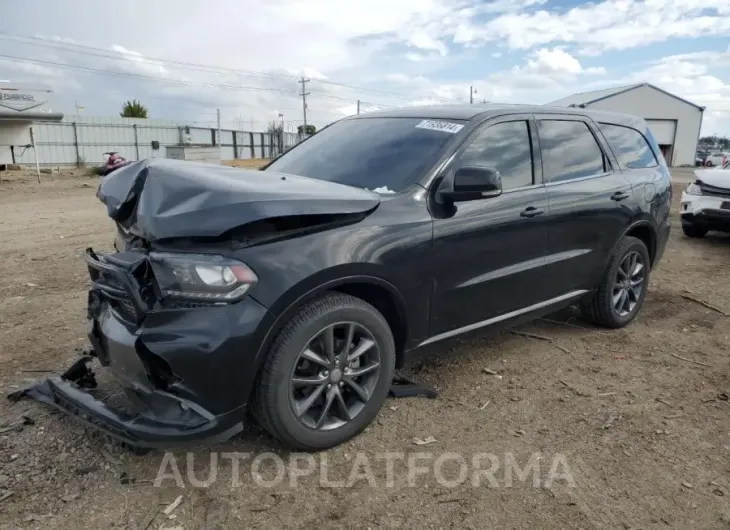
[9,248,274,449]
[8,356,245,448]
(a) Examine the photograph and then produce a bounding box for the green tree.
[120,100,148,118]
[297,124,317,135]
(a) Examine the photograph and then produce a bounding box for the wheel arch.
[253,273,410,387]
[621,220,657,266]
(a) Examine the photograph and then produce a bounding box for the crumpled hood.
[97,158,380,241]
[694,169,730,189]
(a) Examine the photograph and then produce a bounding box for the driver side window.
[458,120,534,190]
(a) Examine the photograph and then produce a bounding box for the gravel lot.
[0,166,728,530]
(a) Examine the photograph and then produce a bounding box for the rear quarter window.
[598,123,658,169]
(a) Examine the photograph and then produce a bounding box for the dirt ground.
[0,165,728,530]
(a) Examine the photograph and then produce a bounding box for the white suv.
[704,152,729,168]
[680,169,730,237]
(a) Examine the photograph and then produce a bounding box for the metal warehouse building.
[548,83,704,167]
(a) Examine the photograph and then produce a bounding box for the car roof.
[346,103,645,128]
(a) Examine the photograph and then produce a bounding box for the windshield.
[264,117,465,193]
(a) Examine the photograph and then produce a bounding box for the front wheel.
[253,293,395,450]
[580,236,650,328]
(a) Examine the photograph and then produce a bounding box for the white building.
[548,83,704,167]
[0,84,63,166]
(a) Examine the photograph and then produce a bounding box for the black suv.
[15,105,671,451]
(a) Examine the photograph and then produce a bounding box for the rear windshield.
[264,117,464,193]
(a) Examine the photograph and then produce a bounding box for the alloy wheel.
[289,322,381,430]
[612,251,645,317]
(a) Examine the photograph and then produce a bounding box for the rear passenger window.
[598,123,658,169]
[459,120,533,190]
[538,120,606,183]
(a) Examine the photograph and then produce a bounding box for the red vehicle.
[101,152,131,175]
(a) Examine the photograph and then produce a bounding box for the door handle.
[520,206,544,218]
[611,191,630,202]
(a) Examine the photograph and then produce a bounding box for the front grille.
[86,248,156,325]
[699,181,730,198]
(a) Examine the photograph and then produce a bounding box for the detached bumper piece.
[8,356,244,449]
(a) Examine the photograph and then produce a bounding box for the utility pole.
[299,77,310,136]
[469,86,474,104]
[216,108,221,146]
[357,99,360,115]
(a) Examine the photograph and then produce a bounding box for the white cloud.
[384,73,431,84]
[1,0,728,135]
[551,48,730,134]
[407,32,449,56]
[478,0,547,12]
[632,53,730,118]
[286,68,329,80]
[526,48,582,74]
[336,102,393,116]
[110,45,168,77]
[404,51,444,62]
[454,0,730,54]
[520,48,607,76]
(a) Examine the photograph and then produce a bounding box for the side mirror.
[440,166,503,202]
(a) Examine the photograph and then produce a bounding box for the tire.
[682,223,708,238]
[580,236,650,329]
[253,293,395,450]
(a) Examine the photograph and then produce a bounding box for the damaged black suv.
[15,105,671,451]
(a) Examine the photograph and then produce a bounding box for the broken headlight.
[149,252,257,303]
[685,182,702,196]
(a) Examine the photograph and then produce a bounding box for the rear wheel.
[682,223,708,238]
[253,293,395,450]
[580,236,650,328]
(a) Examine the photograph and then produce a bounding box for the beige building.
[549,83,704,167]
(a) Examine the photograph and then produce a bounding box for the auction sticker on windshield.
[415,120,464,134]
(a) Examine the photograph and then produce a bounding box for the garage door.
[646,120,676,145]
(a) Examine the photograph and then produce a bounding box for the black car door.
[428,115,551,338]
[534,114,633,299]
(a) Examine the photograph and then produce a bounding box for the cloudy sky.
[2,0,729,135]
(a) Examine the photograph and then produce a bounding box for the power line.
[307,93,395,108]
[310,78,466,104]
[0,31,463,104]
[0,53,406,112]
[0,32,289,81]
[0,54,301,95]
